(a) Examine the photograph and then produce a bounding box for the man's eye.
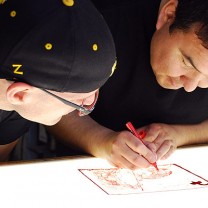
[182,57,187,65]
[182,57,192,68]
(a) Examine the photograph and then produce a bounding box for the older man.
[0,0,116,160]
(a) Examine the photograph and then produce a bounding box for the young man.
[0,0,116,160]
[49,0,208,169]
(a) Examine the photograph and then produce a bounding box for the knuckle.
[115,162,124,169]
[172,145,177,151]
[131,155,140,164]
[126,164,137,170]
[118,131,131,138]
[149,123,163,131]
[134,141,144,150]
[111,140,121,153]
[112,138,121,148]
[131,156,149,169]
[115,131,133,143]
[131,155,144,166]
[161,154,169,160]
[146,152,156,163]
[164,140,173,147]
[140,162,150,169]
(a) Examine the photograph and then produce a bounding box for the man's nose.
[83,91,99,106]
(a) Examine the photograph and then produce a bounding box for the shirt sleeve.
[0,110,32,145]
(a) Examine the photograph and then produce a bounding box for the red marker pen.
[126,122,159,171]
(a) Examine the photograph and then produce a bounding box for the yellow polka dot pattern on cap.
[10,10,16,17]
[92,44,98,51]
[45,43,53,50]
[1,0,116,93]
[110,59,117,77]
[62,0,74,6]
[0,0,6,4]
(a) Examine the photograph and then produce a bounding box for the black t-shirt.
[91,0,208,131]
[0,110,31,145]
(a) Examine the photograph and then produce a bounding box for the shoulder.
[0,110,22,122]
[0,110,32,145]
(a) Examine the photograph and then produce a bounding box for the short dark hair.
[170,0,208,49]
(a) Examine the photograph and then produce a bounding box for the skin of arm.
[47,111,114,160]
[0,139,19,161]
[47,111,158,170]
[48,112,208,169]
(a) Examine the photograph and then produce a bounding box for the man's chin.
[44,117,62,126]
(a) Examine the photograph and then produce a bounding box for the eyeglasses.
[40,89,99,116]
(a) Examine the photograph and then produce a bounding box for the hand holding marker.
[126,122,159,171]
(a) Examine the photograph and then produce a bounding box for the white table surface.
[0,145,207,208]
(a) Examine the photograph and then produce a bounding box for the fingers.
[109,128,178,170]
[122,148,154,170]
[142,123,177,161]
[146,142,157,153]
[160,145,176,160]
[111,154,150,170]
[156,140,176,160]
[110,131,157,169]
[126,133,157,163]
[142,124,161,143]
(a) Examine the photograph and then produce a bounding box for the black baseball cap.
[0,0,116,93]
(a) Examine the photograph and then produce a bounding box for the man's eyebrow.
[181,51,200,72]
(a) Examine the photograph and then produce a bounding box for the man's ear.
[6,82,34,105]
[156,0,178,30]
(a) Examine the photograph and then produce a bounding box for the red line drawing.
[79,164,208,195]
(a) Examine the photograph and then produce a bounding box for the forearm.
[47,111,115,159]
[175,120,208,147]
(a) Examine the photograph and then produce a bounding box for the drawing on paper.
[79,164,208,195]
